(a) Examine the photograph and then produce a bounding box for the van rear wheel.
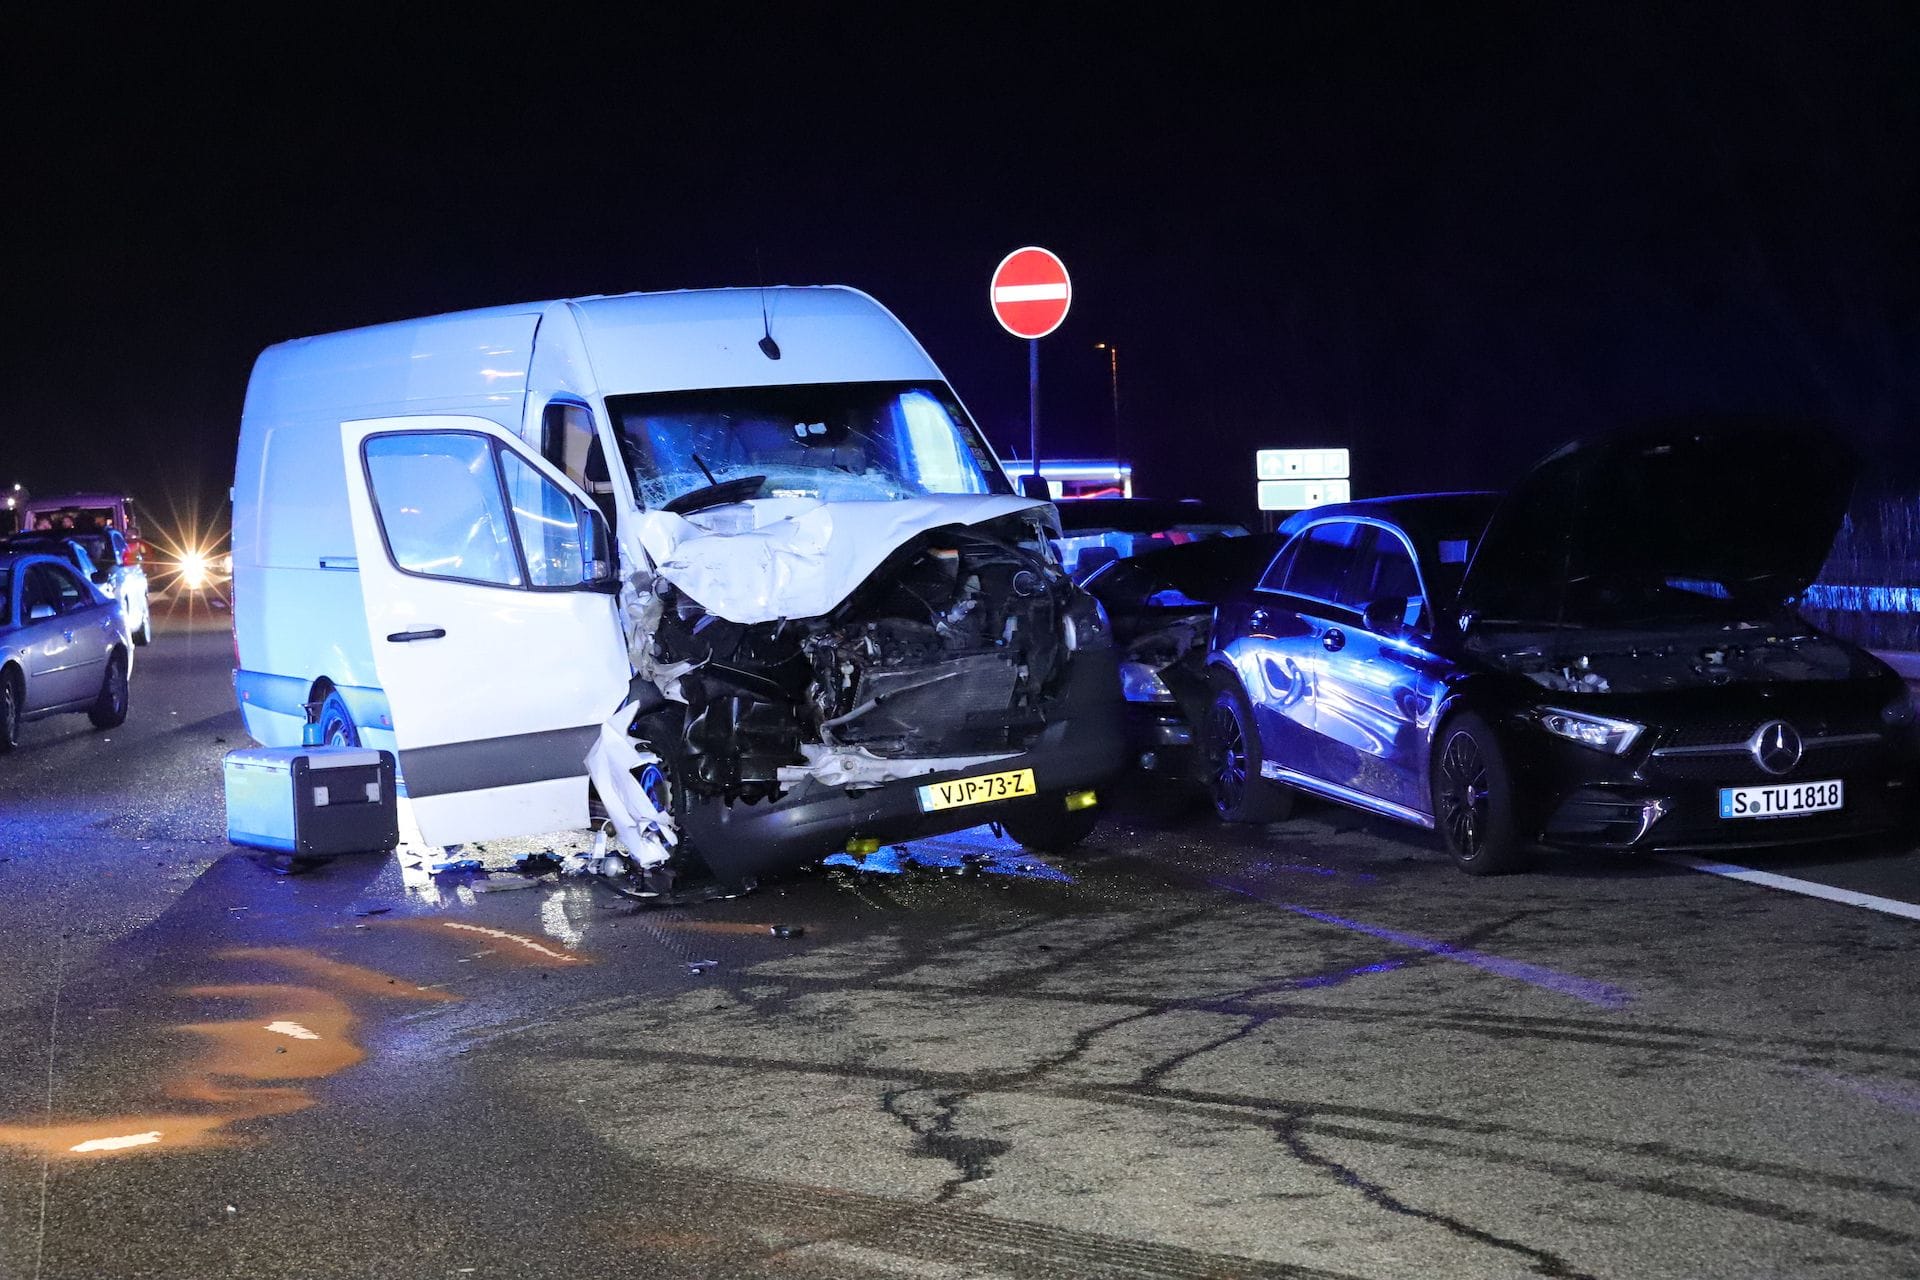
[316,689,359,747]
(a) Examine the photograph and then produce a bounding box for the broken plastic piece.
[430,857,484,875]
[770,924,804,939]
[472,874,541,893]
[685,959,719,974]
[584,700,677,870]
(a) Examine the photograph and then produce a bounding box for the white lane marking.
[264,1021,321,1040]
[1659,855,1920,922]
[70,1131,162,1153]
[991,282,1068,303]
[441,920,581,961]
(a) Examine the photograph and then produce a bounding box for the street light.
[1094,342,1120,462]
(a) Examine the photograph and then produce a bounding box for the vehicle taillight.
[121,543,138,566]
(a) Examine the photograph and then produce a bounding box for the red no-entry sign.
[990,246,1072,339]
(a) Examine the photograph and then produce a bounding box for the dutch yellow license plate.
[916,767,1036,813]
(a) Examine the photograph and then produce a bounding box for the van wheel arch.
[307,679,361,748]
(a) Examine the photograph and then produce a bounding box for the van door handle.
[386,628,446,643]
[1322,628,1346,652]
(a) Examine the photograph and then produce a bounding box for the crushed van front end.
[613,503,1126,886]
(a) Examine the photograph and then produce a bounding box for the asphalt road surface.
[2,599,1918,1279]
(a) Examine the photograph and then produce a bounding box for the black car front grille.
[1654,714,1881,752]
[1647,742,1889,785]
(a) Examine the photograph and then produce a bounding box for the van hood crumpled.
[628,493,1052,624]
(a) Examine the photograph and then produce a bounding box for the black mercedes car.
[1203,424,1920,873]
[1082,533,1281,785]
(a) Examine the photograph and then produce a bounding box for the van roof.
[245,286,943,423]
[21,494,134,506]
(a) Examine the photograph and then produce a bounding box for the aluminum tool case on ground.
[224,746,398,856]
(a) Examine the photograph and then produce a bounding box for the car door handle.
[1322,628,1346,652]
[386,628,447,643]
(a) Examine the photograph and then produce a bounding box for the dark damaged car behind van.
[1203,423,1920,873]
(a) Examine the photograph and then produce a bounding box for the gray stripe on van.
[399,724,602,799]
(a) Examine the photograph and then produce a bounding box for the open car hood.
[1457,422,1855,622]
[628,493,1050,624]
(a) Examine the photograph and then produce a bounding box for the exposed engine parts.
[622,512,1104,804]
[1479,625,1858,695]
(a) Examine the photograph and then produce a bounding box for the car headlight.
[1536,707,1644,755]
[1118,660,1176,703]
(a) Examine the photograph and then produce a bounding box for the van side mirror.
[1018,473,1053,501]
[1363,594,1413,634]
[578,504,621,593]
[91,569,112,585]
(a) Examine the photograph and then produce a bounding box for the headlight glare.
[1118,661,1176,704]
[1536,707,1643,755]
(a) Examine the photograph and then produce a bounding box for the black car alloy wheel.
[1208,696,1248,815]
[1437,731,1489,856]
[1432,713,1522,875]
[1203,677,1291,824]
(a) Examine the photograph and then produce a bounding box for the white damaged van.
[232,287,1124,888]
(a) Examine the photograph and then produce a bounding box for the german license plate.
[1719,779,1843,820]
[916,767,1036,813]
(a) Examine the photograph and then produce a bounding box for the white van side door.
[340,416,630,846]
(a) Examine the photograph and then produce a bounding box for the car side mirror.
[1018,473,1053,501]
[1363,594,1411,634]
[28,603,55,621]
[90,569,112,585]
[578,504,622,593]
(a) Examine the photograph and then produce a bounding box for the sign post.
[991,247,1072,480]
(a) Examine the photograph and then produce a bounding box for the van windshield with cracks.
[607,381,1011,510]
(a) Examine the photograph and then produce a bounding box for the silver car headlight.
[1536,707,1644,755]
[1118,660,1176,704]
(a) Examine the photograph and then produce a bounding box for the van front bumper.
[683,650,1126,886]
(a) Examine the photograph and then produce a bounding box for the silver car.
[0,552,132,751]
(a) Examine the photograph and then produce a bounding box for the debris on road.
[353,906,392,917]
[770,924,805,939]
[685,959,719,975]
[472,874,541,893]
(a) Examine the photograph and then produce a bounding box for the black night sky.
[7,5,1919,542]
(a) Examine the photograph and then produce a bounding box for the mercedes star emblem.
[1749,720,1803,776]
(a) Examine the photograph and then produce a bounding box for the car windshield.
[70,533,113,566]
[608,381,1010,509]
